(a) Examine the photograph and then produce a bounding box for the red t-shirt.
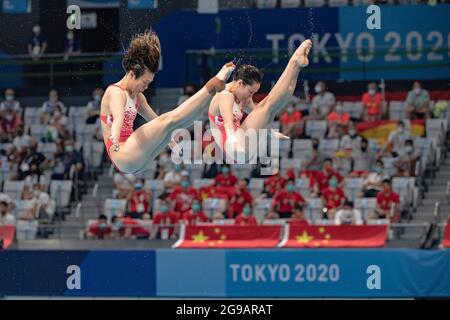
[362,92,382,116]
[272,190,305,213]
[153,211,179,237]
[280,110,302,126]
[129,190,151,213]
[182,211,210,225]
[322,187,346,209]
[376,190,400,211]
[327,112,350,125]
[122,217,150,237]
[289,218,309,226]
[88,223,111,238]
[169,186,200,214]
[215,173,238,187]
[312,170,343,193]
[264,174,287,195]
[229,189,254,218]
[234,214,258,226]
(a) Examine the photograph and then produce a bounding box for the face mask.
[222,167,230,174]
[174,165,181,172]
[397,127,404,133]
[329,179,338,188]
[94,95,101,101]
[50,96,57,103]
[314,85,321,93]
[5,95,14,101]
[160,205,168,213]
[65,145,74,153]
[192,204,201,212]
[349,129,357,136]
[99,222,106,229]
[286,106,294,114]
[287,185,295,192]
[181,180,190,188]
[405,146,413,153]
[243,207,251,215]
[414,88,421,95]
[114,221,123,229]
[33,26,40,34]
[374,166,383,174]
[368,89,376,96]
[67,33,74,40]
[134,183,143,190]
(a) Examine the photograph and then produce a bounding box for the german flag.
[281,225,388,248]
[174,225,282,248]
[356,120,425,145]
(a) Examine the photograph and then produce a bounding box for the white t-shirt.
[363,172,389,191]
[312,92,336,116]
[0,212,16,226]
[335,208,363,225]
[387,130,411,154]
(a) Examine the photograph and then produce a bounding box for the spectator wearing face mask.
[86,88,104,124]
[268,179,306,219]
[264,171,287,198]
[215,165,238,187]
[369,179,400,222]
[163,163,187,190]
[321,177,346,220]
[311,158,344,195]
[279,104,303,138]
[334,200,363,225]
[41,89,65,116]
[361,159,390,198]
[327,102,350,138]
[182,200,209,225]
[12,125,31,155]
[362,82,383,121]
[379,121,411,157]
[394,139,420,177]
[0,109,22,143]
[63,30,81,61]
[0,89,21,116]
[302,137,327,172]
[28,23,47,61]
[405,81,431,119]
[169,174,199,216]
[235,203,258,225]
[126,179,151,219]
[228,179,253,218]
[86,214,111,239]
[151,198,179,240]
[351,138,375,174]
[310,81,336,120]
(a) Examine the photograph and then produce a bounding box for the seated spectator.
[122,216,150,239]
[289,204,309,225]
[340,122,362,152]
[113,172,136,199]
[228,179,253,218]
[302,138,326,172]
[361,159,390,197]
[0,201,16,226]
[267,179,306,219]
[12,125,32,155]
[311,158,344,195]
[38,113,59,143]
[321,177,346,219]
[327,102,350,138]
[151,198,179,240]
[85,214,111,239]
[49,105,68,136]
[263,171,286,198]
[310,81,336,119]
[1,108,22,143]
[163,163,186,190]
[351,138,375,174]
[23,163,46,190]
[86,88,104,124]
[280,104,303,138]
[182,200,209,225]
[54,141,84,181]
[41,89,65,116]
[379,121,411,157]
[215,164,238,187]
[169,174,199,215]
[393,139,420,177]
[234,204,258,226]
[28,23,47,61]
[334,200,363,225]
[362,82,383,121]
[126,179,151,219]
[110,215,127,239]
[0,88,21,116]
[369,179,400,222]
[63,30,81,60]
[405,81,431,119]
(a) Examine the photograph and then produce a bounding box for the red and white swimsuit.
[100,84,139,169]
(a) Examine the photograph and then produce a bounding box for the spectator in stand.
[393,139,420,177]
[289,204,309,225]
[310,81,336,120]
[310,158,344,195]
[19,141,48,180]
[49,104,68,138]
[110,215,127,239]
[0,108,22,143]
[405,81,431,119]
[182,199,209,225]
[215,164,238,187]
[334,200,363,225]
[63,30,81,61]
[28,23,47,61]
[41,89,65,117]
[263,171,286,198]
[279,104,303,138]
[326,102,350,138]
[362,82,383,121]
[379,121,411,157]
[321,176,346,220]
[163,163,187,190]
[85,214,111,239]
[126,178,151,219]
[234,203,258,226]
[267,178,306,219]
[169,173,199,215]
[86,88,104,124]
[0,201,16,226]
[369,179,400,222]
[150,197,179,240]
[351,138,375,175]
[228,178,253,218]
[12,125,32,155]
[0,88,21,117]
[340,122,362,152]
[361,159,390,197]
[38,112,59,143]
[302,137,327,172]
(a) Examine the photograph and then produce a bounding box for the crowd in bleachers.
[254,0,449,9]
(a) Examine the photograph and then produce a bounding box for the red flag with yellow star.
[281,225,388,248]
[442,224,450,248]
[174,225,282,248]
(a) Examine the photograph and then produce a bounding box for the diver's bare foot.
[292,39,312,68]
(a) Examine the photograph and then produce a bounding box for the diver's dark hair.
[233,64,262,85]
[122,31,161,78]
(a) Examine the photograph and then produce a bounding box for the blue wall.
[1,249,449,298]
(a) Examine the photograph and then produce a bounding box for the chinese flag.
[442,224,450,248]
[0,226,16,250]
[282,225,388,248]
[175,225,282,248]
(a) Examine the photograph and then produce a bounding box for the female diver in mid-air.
[208,39,312,161]
[100,31,235,173]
